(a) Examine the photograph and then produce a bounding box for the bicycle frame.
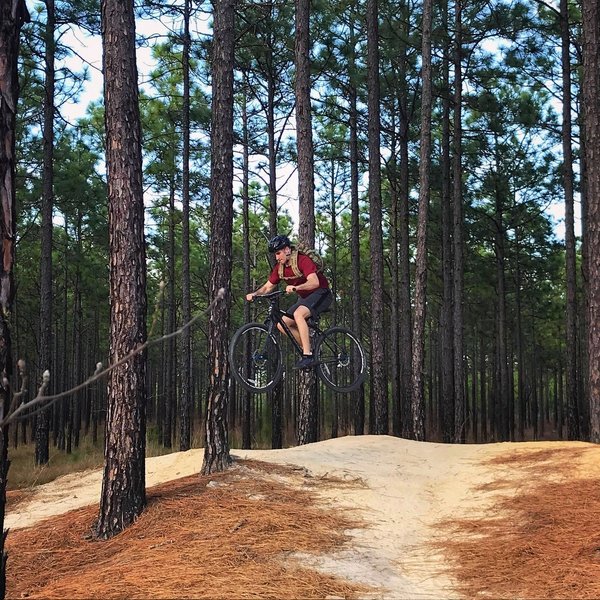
[259,292,323,357]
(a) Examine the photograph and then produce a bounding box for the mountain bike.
[229,290,367,394]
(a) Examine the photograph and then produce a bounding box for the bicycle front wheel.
[229,323,283,393]
[314,327,367,393]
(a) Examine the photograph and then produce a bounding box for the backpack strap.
[278,249,303,281]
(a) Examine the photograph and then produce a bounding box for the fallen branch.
[1,288,226,427]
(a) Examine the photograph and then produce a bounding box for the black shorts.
[287,288,333,319]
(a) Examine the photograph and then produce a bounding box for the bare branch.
[2,288,226,427]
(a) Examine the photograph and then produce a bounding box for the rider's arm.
[286,272,319,295]
[246,280,276,301]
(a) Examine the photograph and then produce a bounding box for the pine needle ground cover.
[435,447,600,599]
[6,460,371,599]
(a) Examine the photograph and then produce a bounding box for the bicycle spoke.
[315,327,366,393]
[229,323,283,393]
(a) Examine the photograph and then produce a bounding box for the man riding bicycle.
[246,235,333,369]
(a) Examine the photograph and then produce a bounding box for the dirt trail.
[7,435,595,598]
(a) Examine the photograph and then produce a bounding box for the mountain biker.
[246,235,332,369]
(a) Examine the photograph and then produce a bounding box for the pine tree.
[95,0,147,538]
[0,0,30,595]
[202,0,235,474]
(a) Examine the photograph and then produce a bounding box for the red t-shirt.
[268,253,329,298]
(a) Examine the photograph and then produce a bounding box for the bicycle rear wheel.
[314,326,367,393]
[229,323,283,393]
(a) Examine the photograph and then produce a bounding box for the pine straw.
[5,488,34,513]
[435,447,600,599]
[7,460,372,599]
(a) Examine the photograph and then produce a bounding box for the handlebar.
[251,290,284,301]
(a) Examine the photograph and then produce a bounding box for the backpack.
[278,244,325,281]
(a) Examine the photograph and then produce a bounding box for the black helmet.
[268,235,291,253]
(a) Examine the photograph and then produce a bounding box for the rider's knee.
[293,307,310,322]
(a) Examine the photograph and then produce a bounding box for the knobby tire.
[229,322,283,393]
[314,326,367,393]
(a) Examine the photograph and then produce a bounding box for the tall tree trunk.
[72,212,83,449]
[62,227,71,454]
[389,152,401,437]
[156,289,165,445]
[515,228,526,441]
[329,158,340,438]
[557,360,564,439]
[266,27,278,238]
[96,0,147,539]
[56,240,68,452]
[561,0,579,442]
[179,0,192,451]
[35,0,55,466]
[295,0,318,445]
[91,307,101,445]
[164,185,176,449]
[241,93,252,450]
[202,0,235,474]
[0,1,29,595]
[471,331,478,442]
[494,163,510,442]
[440,0,454,442]
[411,0,433,440]
[398,76,413,440]
[366,0,388,434]
[348,21,365,436]
[580,88,590,441]
[266,83,283,450]
[582,0,600,442]
[531,342,539,440]
[480,334,488,441]
[295,0,315,245]
[452,0,465,444]
[264,22,283,450]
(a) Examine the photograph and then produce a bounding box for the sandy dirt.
[6,435,597,598]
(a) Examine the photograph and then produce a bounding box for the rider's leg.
[292,305,312,355]
[278,316,302,347]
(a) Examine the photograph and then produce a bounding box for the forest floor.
[5,435,600,599]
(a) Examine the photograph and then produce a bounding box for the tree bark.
[411,0,433,440]
[440,0,454,442]
[295,0,315,245]
[0,1,29,594]
[452,0,465,444]
[398,31,413,440]
[515,227,526,441]
[202,0,235,474]
[366,0,388,435]
[263,22,283,449]
[480,334,488,441]
[35,0,54,466]
[294,0,318,445]
[95,0,147,539]
[389,151,401,437]
[494,159,510,442]
[561,0,579,442]
[179,0,192,451]
[164,185,176,449]
[348,20,365,436]
[266,22,278,238]
[241,93,252,450]
[582,0,600,442]
[72,213,83,448]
